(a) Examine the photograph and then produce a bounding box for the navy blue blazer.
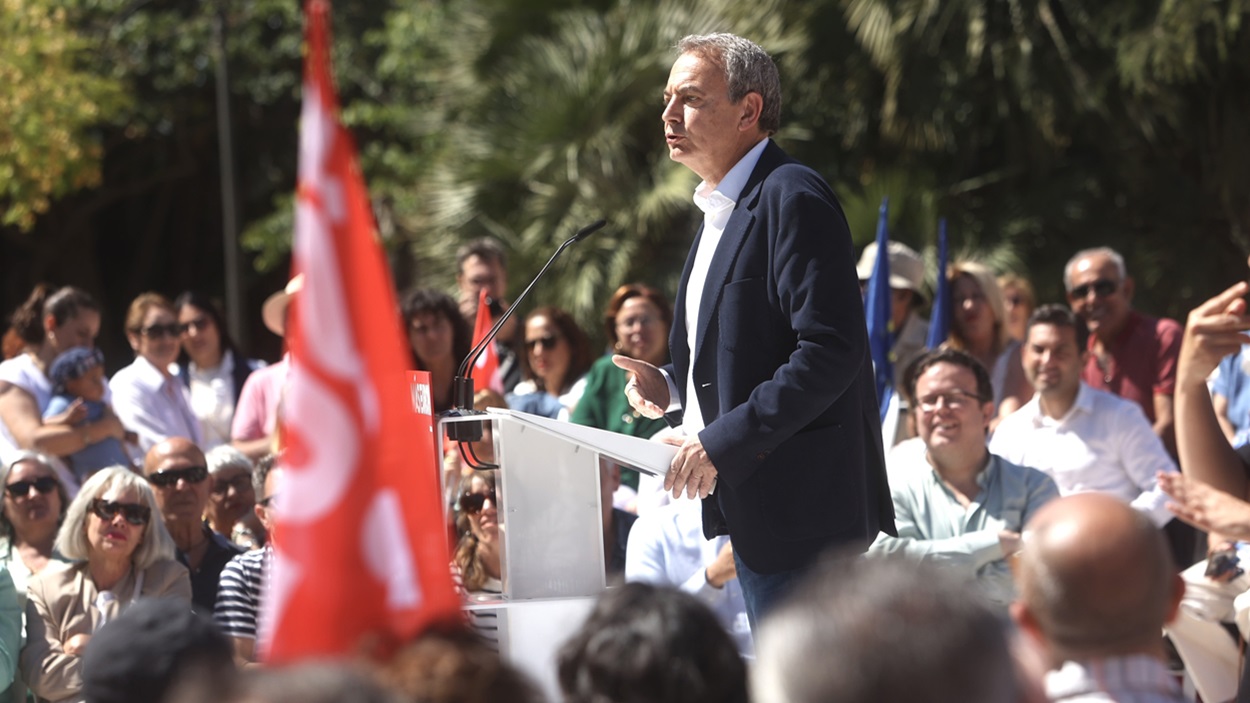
[668,140,895,574]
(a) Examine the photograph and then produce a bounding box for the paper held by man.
[486,407,676,477]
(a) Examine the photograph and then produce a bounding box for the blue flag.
[926,218,950,349]
[864,198,894,422]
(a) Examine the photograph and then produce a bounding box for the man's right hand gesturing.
[612,355,670,420]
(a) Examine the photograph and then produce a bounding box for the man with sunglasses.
[1064,247,1183,455]
[869,349,1058,610]
[142,437,243,614]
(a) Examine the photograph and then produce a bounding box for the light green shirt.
[869,452,1058,608]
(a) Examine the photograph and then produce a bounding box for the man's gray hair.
[1063,247,1127,291]
[753,554,1020,703]
[677,33,781,135]
[57,466,176,571]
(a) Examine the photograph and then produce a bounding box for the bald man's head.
[142,437,210,530]
[1012,494,1182,663]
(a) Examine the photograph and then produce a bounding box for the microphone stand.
[443,219,607,469]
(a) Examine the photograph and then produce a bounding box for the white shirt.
[665,137,770,434]
[989,382,1178,527]
[112,355,204,454]
[185,349,242,450]
[0,353,52,461]
[625,498,753,656]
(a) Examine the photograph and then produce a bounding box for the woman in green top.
[571,284,673,491]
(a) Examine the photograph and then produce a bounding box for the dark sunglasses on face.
[147,465,209,488]
[1069,279,1118,300]
[525,335,560,353]
[460,488,498,514]
[178,317,212,334]
[136,323,180,339]
[90,498,150,526]
[5,476,58,498]
[211,474,253,495]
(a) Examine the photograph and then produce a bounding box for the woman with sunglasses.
[0,452,69,703]
[451,469,503,650]
[0,285,126,462]
[110,293,204,455]
[452,472,501,593]
[173,291,265,452]
[945,261,1032,424]
[21,466,189,703]
[507,307,592,420]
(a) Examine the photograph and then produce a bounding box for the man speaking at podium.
[614,33,894,627]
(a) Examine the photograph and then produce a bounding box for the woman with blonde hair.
[20,466,191,703]
[997,273,1037,344]
[946,261,1031,420]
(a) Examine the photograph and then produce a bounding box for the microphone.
[443,219,607,453]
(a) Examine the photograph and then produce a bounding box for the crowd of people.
[4,28,1250,703]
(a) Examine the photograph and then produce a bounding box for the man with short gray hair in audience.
[1063,247,1182,453]
[753,556,1036,703]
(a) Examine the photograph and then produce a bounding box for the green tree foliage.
[0,0,127,230]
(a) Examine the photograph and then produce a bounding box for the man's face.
[662,52,753,185]
[256,467,283,540]
[144,441,209,528]
[914,362,993,456]
[1023,323,1084,398]
[1066,254,1131,338]
[457,255,506,307]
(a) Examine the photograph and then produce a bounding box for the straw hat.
[261,274,304,337]
[856,242,927,298]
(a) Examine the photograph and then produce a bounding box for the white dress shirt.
[186,349,241,450]
[663,138,770,434]
[112,355,204,454]
[625,498,753,656]
[989,382,1178,527]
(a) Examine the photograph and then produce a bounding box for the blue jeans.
[733,550,811,634]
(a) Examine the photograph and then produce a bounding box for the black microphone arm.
[443,218,606,452]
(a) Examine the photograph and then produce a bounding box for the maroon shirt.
[1081,310,1182,422]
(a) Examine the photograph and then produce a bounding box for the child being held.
[44,346,136,481]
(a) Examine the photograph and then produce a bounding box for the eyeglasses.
[211,474,253,495]
[147,465,208,488]
[178,317,212,334]
[90,498,150,526]
[525,335,561,352]
[915,389,985,412]
[136,323,180,339]
[258,494,280,509]
[1069,279,1118,300]
[460,488,498,514]
[616,315,659,330]
[5,476,58,498]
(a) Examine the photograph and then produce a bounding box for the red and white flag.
[261,0,461,662]
[470,288,501,393]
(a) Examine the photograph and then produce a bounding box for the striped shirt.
[214,545,270,640]
[1045,656,1186,703]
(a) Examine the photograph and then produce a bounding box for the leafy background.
[2,0,1248,364]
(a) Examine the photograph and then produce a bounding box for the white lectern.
[438,408,675,700]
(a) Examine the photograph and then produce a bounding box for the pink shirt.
[230,357,288,441]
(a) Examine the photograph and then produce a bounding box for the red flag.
[470,288,501,394]
[261,0,461,661]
